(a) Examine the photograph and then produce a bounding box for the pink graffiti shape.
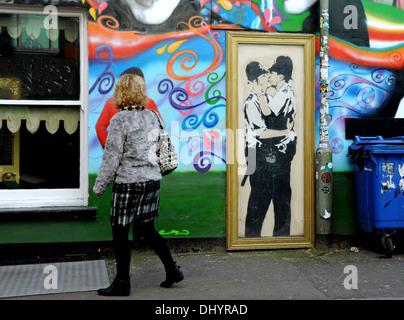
[264,8,271,25]
[98,2,108,14]
[264,8,281,28]
[269,16,281,28]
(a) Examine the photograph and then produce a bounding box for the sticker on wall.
[322,9,329,20]
[321,171,332,184]
[381,175,395,191]
[399,164,404,195]
[323,209,331,219]
[381,162,394,174]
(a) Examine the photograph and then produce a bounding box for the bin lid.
[348,136,404,152]
[353,136,404,145]
[348,136,404,169]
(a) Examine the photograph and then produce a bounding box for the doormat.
[0,260,110,298]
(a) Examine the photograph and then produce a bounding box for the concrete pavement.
[3,243,404,301]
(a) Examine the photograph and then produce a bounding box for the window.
[0,5,88,208]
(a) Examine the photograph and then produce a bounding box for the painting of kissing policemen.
[226,32,315,250]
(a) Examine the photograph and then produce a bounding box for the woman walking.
[93,74,183,296]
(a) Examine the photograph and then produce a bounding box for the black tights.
[112,221,175,280]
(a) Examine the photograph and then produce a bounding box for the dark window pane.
[0,125,13,166]
[0,14,80,100]
[19,120,80,189]
[0,119,80,190]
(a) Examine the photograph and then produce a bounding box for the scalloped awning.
[0,106,80,134]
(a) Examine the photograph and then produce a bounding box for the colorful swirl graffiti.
[316,58,399,171]
[193,151,226,173]
[153,15,227,173]
[89,44,115,96]
[164,16,223,97]
[157,78,225,112]
[181,104,226,130]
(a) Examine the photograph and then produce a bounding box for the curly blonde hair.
[114,74,148,109]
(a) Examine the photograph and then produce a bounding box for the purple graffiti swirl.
[158,78,225,110]
[193,151,225,173]
[89,44,115,95]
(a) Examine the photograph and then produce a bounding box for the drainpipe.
[315,0,332,246]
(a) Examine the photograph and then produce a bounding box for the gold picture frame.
[226,32,315,250]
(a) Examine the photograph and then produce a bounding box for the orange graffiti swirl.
[166,16,222,98]
[97,15,120,29]
[168,50,198,79]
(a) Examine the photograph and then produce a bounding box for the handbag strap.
[150,109,165,130]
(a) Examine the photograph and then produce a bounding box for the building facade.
[0,0,403,245]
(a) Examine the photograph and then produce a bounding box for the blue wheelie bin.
[348,136,404,257]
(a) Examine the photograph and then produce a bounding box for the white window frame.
[0,4,89,208]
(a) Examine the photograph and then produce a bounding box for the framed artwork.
[226,32,316,250]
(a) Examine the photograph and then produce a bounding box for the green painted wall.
[332,172,357,235]
[0,172,226,244]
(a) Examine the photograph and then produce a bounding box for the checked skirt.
[110,180,160,227]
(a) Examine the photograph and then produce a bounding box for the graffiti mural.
[84,0,404,174]
[85,0,228,174]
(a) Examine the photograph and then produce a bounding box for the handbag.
[154,112,178,176]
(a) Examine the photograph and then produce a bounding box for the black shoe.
[160,264,184,288]
[98,275,131,296]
